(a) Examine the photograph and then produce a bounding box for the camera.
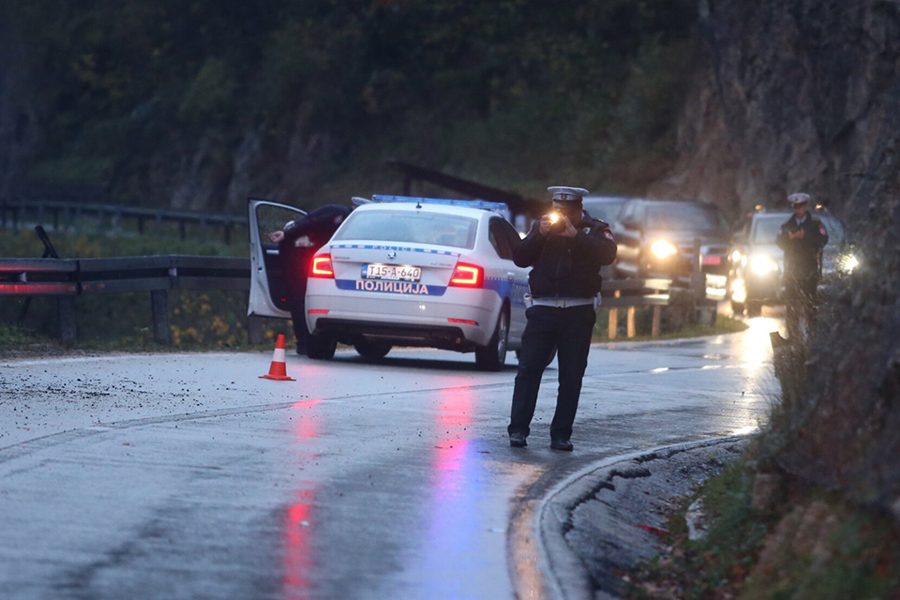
[548,210,563,228]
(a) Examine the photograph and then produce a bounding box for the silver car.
[249,196,529,369]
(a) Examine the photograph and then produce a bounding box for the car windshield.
[752,217,783,244]
[333,210,479,249]
[645,203,729,231]
[752,213,845,245]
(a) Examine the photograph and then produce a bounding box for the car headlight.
[838,253,859,273]
[650,240,678,259]
[730,249,742,264]
[749,255,779,275]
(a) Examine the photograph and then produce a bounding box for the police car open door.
[247,198,307,319]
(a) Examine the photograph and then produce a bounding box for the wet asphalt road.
[0,317,781,600]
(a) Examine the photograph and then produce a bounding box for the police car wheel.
[306,333,337,360]
[354,340,391,359]
[475,308,509,371]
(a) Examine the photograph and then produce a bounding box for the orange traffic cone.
[260,334,296,381]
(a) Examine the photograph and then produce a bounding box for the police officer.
[269,204,352,354]
[508,186,618,451]
[775,192,828,340]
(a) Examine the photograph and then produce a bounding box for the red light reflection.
[282,399,321,598]
[283,489,315,599]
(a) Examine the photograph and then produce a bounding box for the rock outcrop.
[651,0,900,221]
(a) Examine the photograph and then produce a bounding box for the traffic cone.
[260,334,296,381]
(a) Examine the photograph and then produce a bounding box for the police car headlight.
[838,253,859,273]
[749,255,779,275]
[650,240,678,259]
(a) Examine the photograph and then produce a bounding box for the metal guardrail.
[1,254,727,345]
[0,255,252,345]
[602,274,725,338]
[0,199,249,244]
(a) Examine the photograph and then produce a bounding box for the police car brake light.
[310,254,334,278]
[449,263,483,288]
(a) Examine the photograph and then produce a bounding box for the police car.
[248,195,530,369]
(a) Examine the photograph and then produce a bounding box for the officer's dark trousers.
[784,275,818,341]
[508,304,597,441]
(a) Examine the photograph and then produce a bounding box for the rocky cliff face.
[652,0,900,224]
[659,0,900,515]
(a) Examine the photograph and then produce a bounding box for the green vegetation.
[4,0,699,205]
[626,455,900,600]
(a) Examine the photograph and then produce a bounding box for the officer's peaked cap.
[548,186,589,202]
[787,192,811,205]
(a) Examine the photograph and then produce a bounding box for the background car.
[255,195,530,369]
[611,198,732,281]
[727,206,850,316]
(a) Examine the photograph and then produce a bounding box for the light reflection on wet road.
[0,318,781,599]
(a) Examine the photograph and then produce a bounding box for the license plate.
[362,263,422,282]
[702,256,722,266]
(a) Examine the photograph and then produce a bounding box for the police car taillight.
[310,254,334,278]
[449,263,483,288]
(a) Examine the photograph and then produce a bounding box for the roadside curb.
[536,435,750,600]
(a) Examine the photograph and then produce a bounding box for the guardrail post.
[151,290,172,345]
[57,297,77,346]
[652,305,662,337]
[247,315,263,345]
[627,306,636,338]
[608,290,619,339]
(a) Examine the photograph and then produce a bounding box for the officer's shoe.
[550,438,574,452]
[509,432,527,448]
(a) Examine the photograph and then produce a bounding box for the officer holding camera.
[508,186,618,451]
[775,192,828,341]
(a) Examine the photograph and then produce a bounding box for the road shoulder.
[537,436,749,600]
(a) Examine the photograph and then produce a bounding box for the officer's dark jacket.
[513,211,617,298]
[775,214,828,278]
[282,204,352,247]
[280,204,352,304]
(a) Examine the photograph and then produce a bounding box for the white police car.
[248,195,529,369]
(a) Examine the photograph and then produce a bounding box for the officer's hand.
[559,216,577,238]
[268,231,285,243]
[789,229,804,240]
[539,215,555,235]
